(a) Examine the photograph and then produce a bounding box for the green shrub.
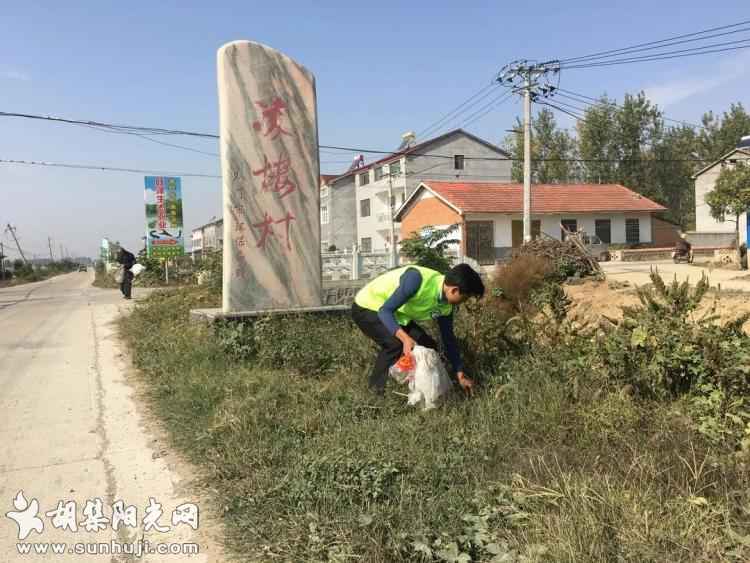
[216,312,374,377]
[599,271,750,399]
[400,224,459,274]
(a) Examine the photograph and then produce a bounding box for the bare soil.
[566,279,750,331]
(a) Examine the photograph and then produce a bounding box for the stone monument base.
[190,305,349,322]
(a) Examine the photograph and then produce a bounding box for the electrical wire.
[554,89,706,130]
[417,82,498,139]
[457,91,515,130]
[560,25,750,65]
[561,39,750,69]
[560,19,750,63]
[0,159,221,178]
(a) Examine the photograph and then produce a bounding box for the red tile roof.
[399,181,666,218]
[320,174,337,187]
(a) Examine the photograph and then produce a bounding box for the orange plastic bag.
[389,354,416,384]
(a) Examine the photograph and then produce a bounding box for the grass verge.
[119,286,750,562]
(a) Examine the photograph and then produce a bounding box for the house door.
[466,221,495,265]
[511,220,541,247]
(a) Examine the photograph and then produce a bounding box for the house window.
[374,166,384,181]
[466,221,495,265]
[321,205,329,225]
[626,218,640,244]
[595,219,611,244]
[389,160,401,176]
[360,237,372,252]
[454,154,465,170]
[561,219,577,240]
[360,198,371,217]
[359,172,370,186]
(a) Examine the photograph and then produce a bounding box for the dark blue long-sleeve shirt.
[377,268,464,372]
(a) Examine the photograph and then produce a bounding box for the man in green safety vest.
[351,263,485,395]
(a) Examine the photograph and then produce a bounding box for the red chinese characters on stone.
[252,155,296,199]
[252,98,291,139]
[252,211,296,251]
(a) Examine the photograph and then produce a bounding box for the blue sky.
[1,0,748,258]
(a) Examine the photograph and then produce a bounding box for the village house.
[190,216,223,259]
[395,181,667,264]
[323,129,512,253]
[691,135,750,247]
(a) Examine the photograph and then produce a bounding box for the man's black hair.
[445,263,485,299]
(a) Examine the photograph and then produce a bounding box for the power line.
[457,91,515,130]
[560,18,750,63]
[0,111,220,139]
[554,88,705,129]
[0,159,221,178]
[561,39,750,69]
[83,126,220,157]
[417,82,497,139]
[560,25,750,65]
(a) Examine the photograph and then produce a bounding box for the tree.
[400,224,459,274]
[705,163,750,247]
[502,108,576,183]
[612,93,663,202]
[646,125,699,228]
[577,95,619,183]
[698,103,750,161]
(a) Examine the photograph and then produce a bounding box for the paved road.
[601,260,750,292]
[0,273,221,561]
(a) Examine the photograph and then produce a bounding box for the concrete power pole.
[522,72,533,243]
[5,224,28,265]
[0,242,5,279]
[497,59,561,244]
[48,237,54,262]
[386,172,398,268]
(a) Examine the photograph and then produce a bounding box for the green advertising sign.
[144,176,184,258]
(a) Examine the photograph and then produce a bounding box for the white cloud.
[644,51,750,107]
[1,69,31,81]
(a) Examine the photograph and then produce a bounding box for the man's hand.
[395,329,416,358]
[457,371,475,394]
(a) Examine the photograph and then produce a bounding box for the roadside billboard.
[144,176,184,258]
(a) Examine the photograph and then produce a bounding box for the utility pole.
[522,72,532,243]
[5,224,28,265]
[48,236,54,262]
[497,59,560,243]
[386,172,398,268]
[0,241,5,280]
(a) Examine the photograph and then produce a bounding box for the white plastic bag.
[406,345,453,410]
[114,266,124,284]
[130,263,145,277]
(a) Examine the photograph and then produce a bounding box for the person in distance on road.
[116,247,136,300]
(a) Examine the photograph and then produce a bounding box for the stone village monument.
[217,40,324,314]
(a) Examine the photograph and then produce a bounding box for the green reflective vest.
[354,265,453,325]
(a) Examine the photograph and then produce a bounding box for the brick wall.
[400,195,460,240]
[652,217,681,247]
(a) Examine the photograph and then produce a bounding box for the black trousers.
[121,270,134,299]
[351,302,437,392]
